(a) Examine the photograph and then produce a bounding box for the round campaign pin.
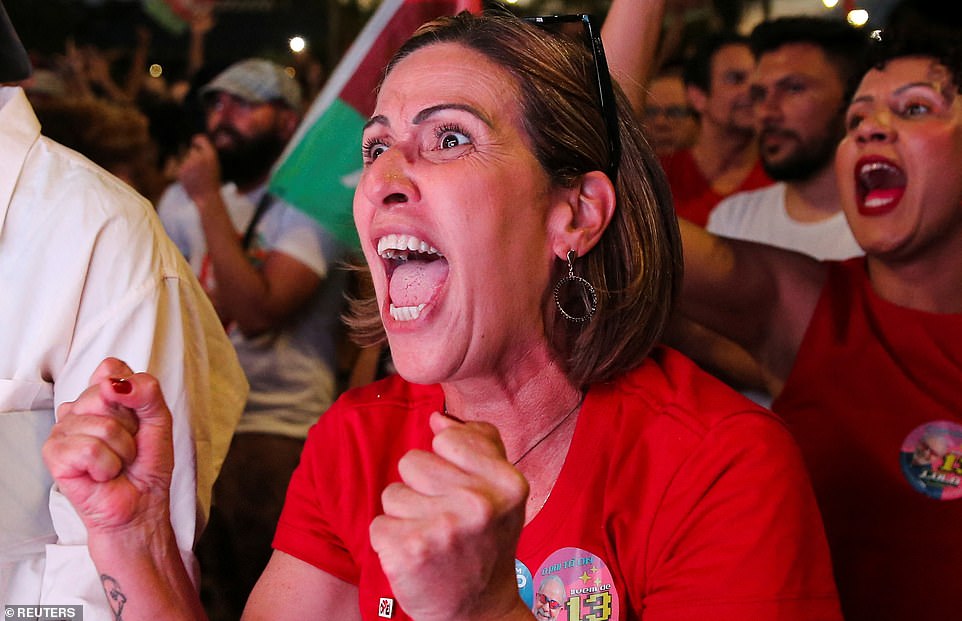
[900,420,962,500]
[530,547,620,621]
[516,559,534,609]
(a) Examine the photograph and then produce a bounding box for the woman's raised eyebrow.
[850,80,946,107]
[412,103,493,128]
[363,114,388,132]
[893,81,943,96]
[363,103,494,132]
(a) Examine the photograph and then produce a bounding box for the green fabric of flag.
[271,98,365,248]
[142,0,188,35]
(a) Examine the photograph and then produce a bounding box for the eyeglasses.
[536,592,563,611]
[643,104,693,120]
[525,14,622,181]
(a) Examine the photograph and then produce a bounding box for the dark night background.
[4,0,907,91]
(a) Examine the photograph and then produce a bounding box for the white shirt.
[0,86,247,616]
[707,183,863,261]
[158,181,350,439]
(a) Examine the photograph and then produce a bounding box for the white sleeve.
[39,209,247,617]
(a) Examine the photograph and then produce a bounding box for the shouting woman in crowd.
[43,8,841,620]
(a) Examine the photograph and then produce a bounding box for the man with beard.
[658,32,773,226]
[706,17,868,261]
[156,58,349,621]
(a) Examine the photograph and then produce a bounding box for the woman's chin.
[387,349,452,387]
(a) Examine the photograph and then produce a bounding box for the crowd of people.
[1,0,960,620]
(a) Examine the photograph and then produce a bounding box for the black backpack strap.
[241,192,274,251]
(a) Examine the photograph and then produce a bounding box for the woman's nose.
[855,109,895,144]
[360,147,420,207]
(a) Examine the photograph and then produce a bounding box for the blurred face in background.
[751,43,848,181]
[204,91,294,186]
[690,43,756,134]
[644,74,698,155]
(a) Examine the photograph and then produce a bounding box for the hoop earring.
[554,249,597,323]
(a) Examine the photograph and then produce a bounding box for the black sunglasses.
[525,13,621,181]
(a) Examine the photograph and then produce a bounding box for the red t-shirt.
[275,347,840,620]
[659,149,772,227]
[774,258,962,621]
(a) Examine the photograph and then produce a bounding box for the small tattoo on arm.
[101,574,128,621]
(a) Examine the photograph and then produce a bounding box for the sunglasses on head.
[536,591,563,610]
[524,13,622,181]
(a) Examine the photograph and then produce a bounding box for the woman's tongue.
[389,258,449,308]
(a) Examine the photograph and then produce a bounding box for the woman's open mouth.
[855,156,906,216]
[378,233,449,322]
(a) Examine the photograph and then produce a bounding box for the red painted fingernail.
[110,377,132,394]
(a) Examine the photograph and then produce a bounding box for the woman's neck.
[440,356,582,463]
[868,250,962,314]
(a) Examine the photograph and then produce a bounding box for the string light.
[847,9,869,27]
[289,36,306,53]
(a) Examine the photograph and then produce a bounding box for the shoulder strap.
[242,192,274,250]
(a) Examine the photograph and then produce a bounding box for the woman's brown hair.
[346,9,682,386]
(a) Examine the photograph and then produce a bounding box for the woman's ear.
[548,170,616,258]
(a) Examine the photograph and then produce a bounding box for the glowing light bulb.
[149,63,163,78]
[847,9,869,27]
[822,0,839,8]
[289,36,306,53]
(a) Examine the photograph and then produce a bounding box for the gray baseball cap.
[200,58,302,111]
[0,0,31,82]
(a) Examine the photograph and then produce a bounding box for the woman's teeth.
[389,303,426,321]
[377,233,442,259]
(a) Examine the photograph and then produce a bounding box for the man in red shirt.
[660,32,772,225]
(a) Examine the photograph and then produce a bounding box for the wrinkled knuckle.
[396,450,431,483]
[459,488,496,525]
[379,482,404,511]
[368,517,389,551]
[507,470,530,504]
[431,430,457,457]
[91,415,121,439]
[135,372,163,397]
[75,437,103,462]
[432,510,462,546]
[396,450,419,471]
[398,527,437,567]
[55,402,73,419]
[41,438,61,466]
